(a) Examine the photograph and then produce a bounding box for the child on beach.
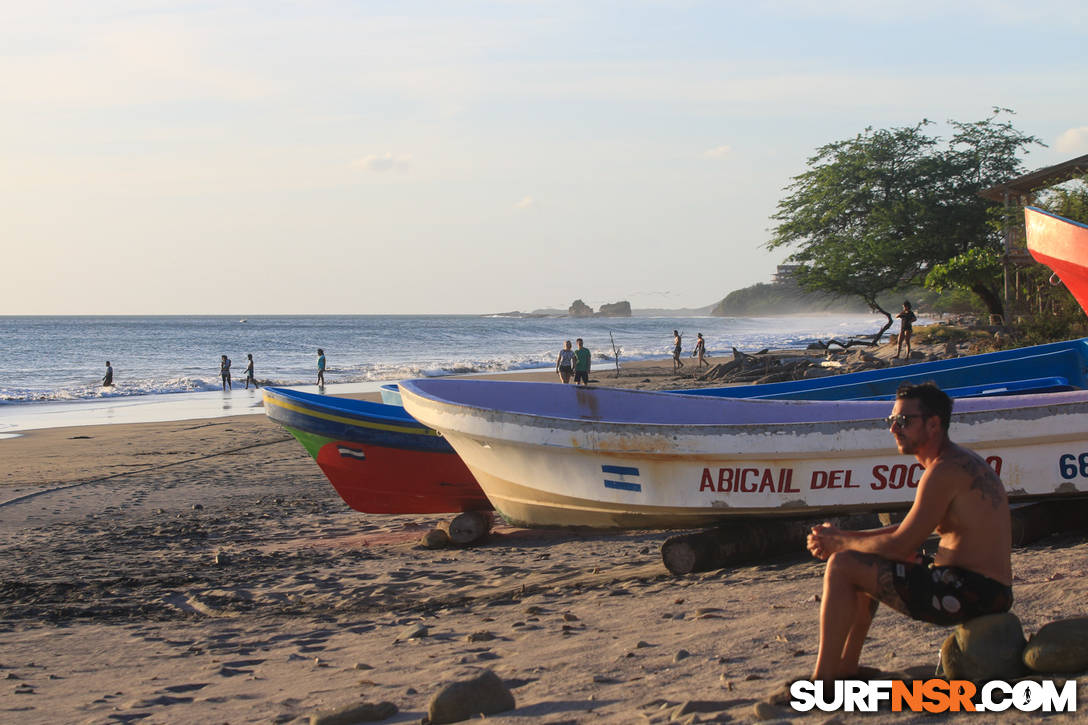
[555,340,575,384]
[220,355,232,390]
[317,349,326,388]
[243,354,257,389]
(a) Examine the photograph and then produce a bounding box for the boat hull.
[263,387,491,514]
[401,380,1088,529]
[1025,206,1088,316]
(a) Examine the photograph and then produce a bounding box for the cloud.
[352,152,412,172]
[515,196,536,209]
[1055,127,1088,155]
[704,145,732,158]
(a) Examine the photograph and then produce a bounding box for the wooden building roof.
[980,153,1088,202]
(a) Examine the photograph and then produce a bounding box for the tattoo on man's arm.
[958,450,1005,509]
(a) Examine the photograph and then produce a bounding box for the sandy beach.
[2,350,1087,724]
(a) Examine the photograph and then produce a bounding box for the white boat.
[399,380,1088,529]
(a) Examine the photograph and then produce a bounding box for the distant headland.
[488,282,895,318]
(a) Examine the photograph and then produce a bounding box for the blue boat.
[685,337,1088,401]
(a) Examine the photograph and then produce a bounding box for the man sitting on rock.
[806,382,1012,680]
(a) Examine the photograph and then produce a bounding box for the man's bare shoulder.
[932,442,1006,509]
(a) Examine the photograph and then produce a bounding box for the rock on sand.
[426,668,515,724]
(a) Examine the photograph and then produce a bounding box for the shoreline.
[0,355,734,436]
[1,311,929,434]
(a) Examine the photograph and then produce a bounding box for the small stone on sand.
[397,624,428,642]
[427,668,515,724]
[308,700,397,725]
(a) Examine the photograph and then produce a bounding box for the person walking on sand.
[316,348,326,388]
[805,382,1012,681]
[572,338,591,386]
[243,353,257,389]
[555,340,575,384]
[102,361,113,387]
[895,300,917,359]
[220,354,232,390]
[672,330,684,370]
[692,333,710,368]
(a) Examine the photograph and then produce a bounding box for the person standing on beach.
[672,330,684,370]
[317,348,326,388]
[573,338,591,386]
[805,382,1012,680]
[220,355,232,390]
[102,361,113,387]
[555,340,575,384]
[243,353,257,389]
[692,333,710,368]
[895,300,917,359]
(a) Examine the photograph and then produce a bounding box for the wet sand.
[2,352,1086,723]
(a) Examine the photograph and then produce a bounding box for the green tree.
[924,247,1005,314]
[766,109,1042,337]
[767,123,942,339]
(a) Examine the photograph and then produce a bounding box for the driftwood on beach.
[662,500,1088,576]
[694,345,897,386]
[696,348,823,385]
[660,514,881,575]
[807,336,878,350]
[1010,499,1088,547]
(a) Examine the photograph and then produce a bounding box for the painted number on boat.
[1058,453,1088,479]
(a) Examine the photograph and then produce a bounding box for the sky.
[3,0,1087,315]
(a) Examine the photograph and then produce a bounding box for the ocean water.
[0,313,900,432]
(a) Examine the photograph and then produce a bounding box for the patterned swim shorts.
[891,562,1013,626]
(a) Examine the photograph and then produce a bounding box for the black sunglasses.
[885,413,926,428]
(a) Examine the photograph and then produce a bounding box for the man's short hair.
[895,381,952,431]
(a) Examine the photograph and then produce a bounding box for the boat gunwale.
[262,387,437,437]
[1026,205,1088,232]
[399,380,1088,435]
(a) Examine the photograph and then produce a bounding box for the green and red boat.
[262,387,491,515]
